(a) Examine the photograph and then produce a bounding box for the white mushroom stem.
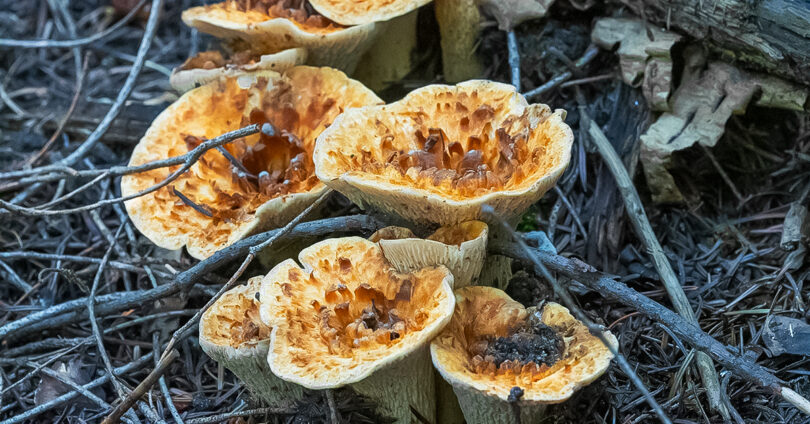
[451,388,547,424]
[198,337,304,405]
[349,346,436,423]
[435,0,483,82]
[353,10,419,91]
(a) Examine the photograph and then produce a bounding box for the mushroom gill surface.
[122,67,382,259]
[259,237,455,388]
[314,80,573,224]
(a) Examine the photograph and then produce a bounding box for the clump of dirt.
[470,309,564,372]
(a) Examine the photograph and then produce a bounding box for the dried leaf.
[591,18,681,111]
[35,359,100,408]
[477,0,555,30]
[763,316,810,357]
[640,47,808,203]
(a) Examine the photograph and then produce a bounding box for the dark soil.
[481,312,564,368]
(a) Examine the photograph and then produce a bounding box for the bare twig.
[101,349,179,424]
[507,30,521,91]
[184,407,295,424]
[0,0,147,48]
[87,226,128,398]
[8,0,162,205]
[0,125,260,215]
[577,93,727,418]
[523,45,599,100]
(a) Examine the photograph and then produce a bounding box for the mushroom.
[431,286,617,424]
[314,80,574,227]
[369,220,489,288]
[170,48,307,93]
[121,67,382,259]
[181,0,379,73]
[199,276,304,404]
[306,0,431,25]
[434,0,482,82]
[258,237,455,423]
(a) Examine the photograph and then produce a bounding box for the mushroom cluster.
[122,3,616,422]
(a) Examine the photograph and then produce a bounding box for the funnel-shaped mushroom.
[170,48,307,93]
[182,1,379,72]
[258,237,455,423]
[122,67,382,259]
[199,276,304,404]
[314,80,573,226]
[369,220,488,288]
[431,287,616,424]
[307,0,430,25]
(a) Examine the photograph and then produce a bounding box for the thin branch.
[577,89,727,417]
[184,407,295,424]
[0,353,154,424]
[523,44,599,100]
[507,30,521,91]
[0,125,260,215]
[0,0,147,48]
[7,0,162,205]
[101,349,179,424]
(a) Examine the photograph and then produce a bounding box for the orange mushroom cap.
[182,1,379,72]
[258,237,455,389]
[308,0,431,25]
[314,80,573,226]
[121,67,382,259]
[431,286,616,404]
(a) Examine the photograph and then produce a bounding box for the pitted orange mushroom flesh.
[122,67,382,259]
[370,221,487,246]
[308,0,430,25]
[201,278,269,348]
[261,237,454,386]
[427,221,488,246]
[205,0,344,33]
[178,50,265,71]
[315,81,573,201]
[432,287,615,401]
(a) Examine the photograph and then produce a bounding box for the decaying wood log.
[617,0,810,87]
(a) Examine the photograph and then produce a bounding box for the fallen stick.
[576,90,727,418]
[0,215,384,342]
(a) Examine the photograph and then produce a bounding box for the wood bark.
[618,0,810,86]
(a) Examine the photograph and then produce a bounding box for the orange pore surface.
[202,279,269,347]
[433,287,614,401]
[217,0,345,33]
[264,239,453,383]
[318,83,572,200]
